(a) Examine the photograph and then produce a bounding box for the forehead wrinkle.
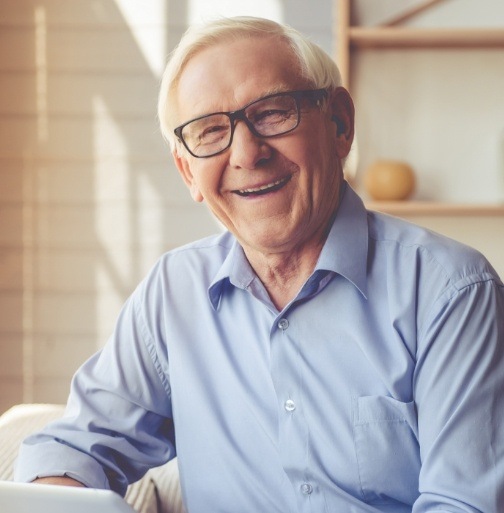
[221,82,304,115]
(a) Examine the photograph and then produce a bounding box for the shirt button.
[300,483,313,495]
[284,399,296,412]
[278,318,289,330]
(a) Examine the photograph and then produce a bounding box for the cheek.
[289,122,330,157]
[190,162,225,202]
[291,135,340,193]
[287,135,332,177]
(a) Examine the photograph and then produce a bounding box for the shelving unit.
[336,0,504,87]
[348,27,504,50]
[335,0,504,216]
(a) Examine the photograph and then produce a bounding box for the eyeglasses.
[174,89,328,158]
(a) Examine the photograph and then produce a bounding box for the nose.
[228,119,272,169]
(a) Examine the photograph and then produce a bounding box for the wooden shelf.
[349,27,504,49]
[366,201,504,216]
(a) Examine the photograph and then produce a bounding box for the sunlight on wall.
[34,6,48,142]
[20,5,50,403]
[113,0,167,76]
[21,152,35,404]
[188,0,283,24]
[92,95,132,344]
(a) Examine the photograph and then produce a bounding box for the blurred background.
[0,0,503,414]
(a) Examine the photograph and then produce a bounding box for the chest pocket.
[353,395,421,506]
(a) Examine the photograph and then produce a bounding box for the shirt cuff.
[14,440,110,490]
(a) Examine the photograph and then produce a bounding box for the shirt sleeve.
[413,275,504,513]
[14,281,176,496]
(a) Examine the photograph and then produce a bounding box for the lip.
[232,175,292,197]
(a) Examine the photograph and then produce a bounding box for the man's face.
[172,35,353,257]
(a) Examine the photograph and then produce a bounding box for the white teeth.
[239,178,285,194]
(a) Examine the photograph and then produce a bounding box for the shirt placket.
[270,311,325,513]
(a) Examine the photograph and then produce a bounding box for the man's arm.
[414,277,504,512]
[15,278,176,494]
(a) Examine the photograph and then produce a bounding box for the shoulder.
[366,210,501,289]
[162,230,234,262]
[125,231,235,329]
[149,230,234,281]
[132,231,234,300]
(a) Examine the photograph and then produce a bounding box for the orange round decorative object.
[364,159,416,201]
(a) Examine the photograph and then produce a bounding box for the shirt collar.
[315,183,368,298]
[208,240,255,309]
[208,182,369,309]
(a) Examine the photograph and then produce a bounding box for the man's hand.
[32,476,85,487]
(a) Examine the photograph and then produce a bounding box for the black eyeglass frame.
[173,88,328,158]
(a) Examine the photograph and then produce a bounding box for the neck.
[244,239,325,311]
[239,183,345,310]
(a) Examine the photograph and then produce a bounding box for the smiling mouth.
[233,176,291,197]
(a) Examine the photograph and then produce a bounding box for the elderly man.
[15,16,504,513]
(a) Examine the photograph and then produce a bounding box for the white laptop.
[0,480,136,513]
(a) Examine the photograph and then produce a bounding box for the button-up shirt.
[15,184,504,513]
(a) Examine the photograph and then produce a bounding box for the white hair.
[157,16,342,149]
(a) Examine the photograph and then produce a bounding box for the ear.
[172,146,204,203]
[328,87,355,159]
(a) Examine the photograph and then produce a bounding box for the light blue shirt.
[16,184,504,513]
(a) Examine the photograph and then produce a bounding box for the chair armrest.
[0,404,66,481]
[0,404,185,513]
